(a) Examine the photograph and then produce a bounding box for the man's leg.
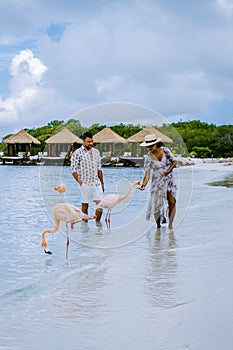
[94,200,103,221]
[93,185,104,221]
[82,203,88,214]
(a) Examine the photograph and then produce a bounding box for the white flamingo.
[96,180,141,230]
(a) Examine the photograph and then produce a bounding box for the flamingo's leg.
[70,219,83,229]
[66,223,70,259]
[105,209,111,231]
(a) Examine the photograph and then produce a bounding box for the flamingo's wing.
[100,194,120,209]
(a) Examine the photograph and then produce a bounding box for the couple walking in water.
[71,131,177,230]
[41,131,177,255]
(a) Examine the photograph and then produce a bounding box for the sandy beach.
[182,157,233,172]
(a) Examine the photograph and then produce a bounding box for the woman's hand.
[161,170,170,176]
[137,184,145,191]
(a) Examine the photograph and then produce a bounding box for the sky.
[0,0,233,139]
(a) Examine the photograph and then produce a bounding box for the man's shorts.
[80,183,103,204]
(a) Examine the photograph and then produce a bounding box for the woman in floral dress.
[139,134,177,229]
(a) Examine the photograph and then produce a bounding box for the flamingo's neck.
[118,181,139,203]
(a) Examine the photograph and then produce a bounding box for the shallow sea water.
[0,165,232,350]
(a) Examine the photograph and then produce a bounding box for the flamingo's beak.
[44,249,52,255]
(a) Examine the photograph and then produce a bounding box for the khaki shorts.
[80,183,103,204]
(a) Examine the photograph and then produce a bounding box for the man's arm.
[71,151,82,185]
[98,169,104,192]
[72,171,82,185]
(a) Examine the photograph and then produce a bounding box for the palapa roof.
[127,126,173,143]
[3,129,41,144]
[93,127,127,144]
[45,128,82,144]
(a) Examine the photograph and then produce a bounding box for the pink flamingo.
[41,185,96,257]
[96,180,141,230]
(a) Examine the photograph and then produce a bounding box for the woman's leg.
[154,212,161,228]
[167,191,176,229]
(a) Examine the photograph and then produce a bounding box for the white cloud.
[0,49,51,134]
[1,0,233,138]
[10,49,47,94]
[216,0,233,15]
[35,3,233,122]
[0,97,18,124]
[10,49,46,78]
[95,75,123,93]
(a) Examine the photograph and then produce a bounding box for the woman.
[139,134,177,229]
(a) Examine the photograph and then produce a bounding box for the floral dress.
[144,147,177,220]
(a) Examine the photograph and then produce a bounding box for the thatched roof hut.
[93,127,127,157]
[93,127,127,144]
[4,129,41,145]
[126,126,173,157]
[3,129,41,156]
[45,128,82,144]
[45,128,83,157]
[127,126,173,143]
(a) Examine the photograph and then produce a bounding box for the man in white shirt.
[71,132,104,221]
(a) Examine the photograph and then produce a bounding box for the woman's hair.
[82,131,93,140]
[156,141,164,148]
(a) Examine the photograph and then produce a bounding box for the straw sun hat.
[140,134,162,147]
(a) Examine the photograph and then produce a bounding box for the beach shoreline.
[181,158,233,173]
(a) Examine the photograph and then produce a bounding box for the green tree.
[191,146,212,158]
[158,123,189,156]
[0,142,7,153]
[47,120,64,128]
[88,123,106,135]
[213,125,233,157]
[111,123,143,138]
[27,126,53,139]
[171,120,216,155]
[64,119,86,136]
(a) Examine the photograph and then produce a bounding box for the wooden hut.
[45,128,82,157]
[3,129,41,156]
[93,127,127,157]
[127,126,173,157]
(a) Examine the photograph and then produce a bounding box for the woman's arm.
[162,147,176,176]
[139,169,150,190]
[162,160,176,176]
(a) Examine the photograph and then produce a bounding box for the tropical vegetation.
[0,119,232,158]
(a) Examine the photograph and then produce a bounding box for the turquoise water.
[0,165,233,350]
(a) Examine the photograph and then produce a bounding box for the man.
[71,131,104,221]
